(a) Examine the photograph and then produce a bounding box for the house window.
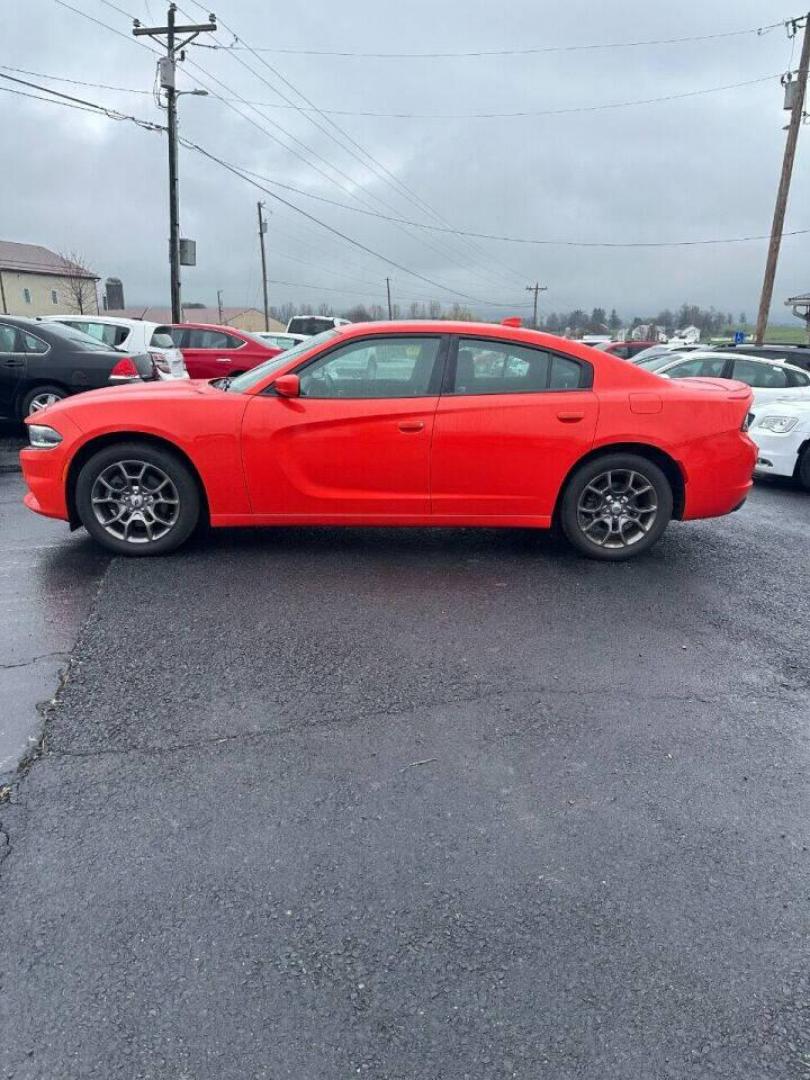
[51,289,58,305]
[23,288,31,305]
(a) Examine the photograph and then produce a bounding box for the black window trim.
[263,331,451,398]
[443,334,594,396]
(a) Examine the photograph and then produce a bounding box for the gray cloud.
[2,0,805,323]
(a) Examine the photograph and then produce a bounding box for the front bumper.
[750,429,803,479]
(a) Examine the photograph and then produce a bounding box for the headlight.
[28,425,63,448]
[756,415,799,434]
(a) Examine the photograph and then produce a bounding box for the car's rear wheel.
[75,441,200,556]
[560,453,673,561]
[797,445,810,491]
[21,384,67,418]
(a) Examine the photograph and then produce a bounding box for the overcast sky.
[3,0,808,322]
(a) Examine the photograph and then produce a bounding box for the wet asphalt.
[0,468,809,1079]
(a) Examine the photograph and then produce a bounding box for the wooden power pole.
[134,4,217,324]
[257,201,270,331]
[525,282,547,329]
[755,14,810,345]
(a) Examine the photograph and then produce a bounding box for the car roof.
[171,321,247,333]
[45,315,163,329]
[661,350,809,375]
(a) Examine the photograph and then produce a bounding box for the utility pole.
[525,282,548,329]
[134,4,217,324]
[217,289,224,324]
[386,277,393,319]
[257,201,270,331]
[755,14,810,345]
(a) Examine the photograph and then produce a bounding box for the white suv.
[42,316,188,380]
[749,400,810,489]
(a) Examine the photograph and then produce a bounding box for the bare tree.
[57,251,98,314]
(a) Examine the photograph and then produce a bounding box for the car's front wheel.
[560,453,673,560]
[75,441,201,556]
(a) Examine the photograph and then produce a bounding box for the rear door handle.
[557,411,585,423]
[3,358,24,367]
[215,357,231,364]
[398,420,425,433]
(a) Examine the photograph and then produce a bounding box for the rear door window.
[183,329,236,349]
[731,358,792,388]
[666,356,729,379]
[150,327,177,349]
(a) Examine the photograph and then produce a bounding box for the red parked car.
[170,322,281,379]
[20,321,756,561]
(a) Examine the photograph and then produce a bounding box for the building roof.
[109,306,284,330]
[0,240,99,279]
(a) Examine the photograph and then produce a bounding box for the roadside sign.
[734,330,745,344]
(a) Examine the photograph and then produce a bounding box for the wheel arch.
[553,442,686,523]
[65,432,210,530]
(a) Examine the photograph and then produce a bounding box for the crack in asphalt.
[40,682,791,764]
[0,652,69,671]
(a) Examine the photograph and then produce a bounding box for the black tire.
[75,441,201,556]
[797,446,810,492]
[20,384,67,419]
[559,452,673,561]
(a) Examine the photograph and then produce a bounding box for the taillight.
[110,357,139,379]
[149,350,171,372]
[742,411,754,432]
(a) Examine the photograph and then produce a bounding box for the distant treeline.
[269,301,749,335]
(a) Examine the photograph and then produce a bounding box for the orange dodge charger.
[20,321,756,561]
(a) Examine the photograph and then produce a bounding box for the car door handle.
[557,411,585,423]
[398,420,425,433]
[3,358,24,367]
[215,357,231,363]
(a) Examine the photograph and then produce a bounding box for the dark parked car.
[709,342,810,374]
[0,316,156,419]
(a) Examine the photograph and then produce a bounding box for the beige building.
[111,306,284,332]
[0,241,100,316]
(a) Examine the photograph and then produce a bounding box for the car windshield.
[637,354,685,372]
[227,330,340,392]
[287,316,337,336]
[39,321,113,352]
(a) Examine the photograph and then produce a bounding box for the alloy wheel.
[27,392,62,414]
[90,459,180,544]
[576,468,658,549]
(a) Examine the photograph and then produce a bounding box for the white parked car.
[630,342,705,364]
[749,400,810,489]
[42,316,188,380]
[254,331,306,351]
[635,350,810,409]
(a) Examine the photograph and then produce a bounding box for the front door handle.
[215,357,231,364]
[3,358,24,367]
[557,411,585,423]
[398,420,425,433]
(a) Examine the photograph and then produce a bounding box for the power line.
[0,62,784,118]
[195,18,791,58]
[179,0,528,292]
[7,71,810,257]
[175,1,529,294]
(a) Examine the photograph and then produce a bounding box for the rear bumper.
[681,431,757,520]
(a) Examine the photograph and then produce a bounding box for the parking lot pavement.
[0,472,107,779]
[1,480,809,1079]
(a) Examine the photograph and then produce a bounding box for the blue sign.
[734,330,745,344]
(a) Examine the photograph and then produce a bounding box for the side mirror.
[274,373,300,398]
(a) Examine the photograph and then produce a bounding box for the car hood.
[47,378,214,413]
